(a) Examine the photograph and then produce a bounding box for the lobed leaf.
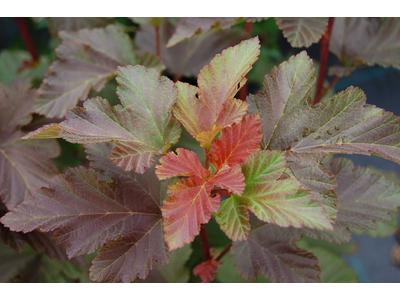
[135,18,244,78]
[275,17,328,48]
[0,79,60,209]
[1,160,171,283]
[35,25,137,118]
[216,151,332,241]
[193,259,224,283]
[137,244,192,283]
[29,65,181,174]
[156,148,210,180]
[207,114,263,170]
[0,241,89,283]
[44,17,115,36]
[174,37,260,149]
[304,246,358,283]
[329,17,400,76]
[166,17,239,47]
[162,177,220,250]
[0,78,36,132]
[248,50,400,226]
[231,222,321,282]
[301,157,400,243]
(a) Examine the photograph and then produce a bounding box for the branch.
[199,224,211,261]
[14,17,39,72]
[211,189,231,197]
[313,17,335,105]
[215,243,232,261]
[155,25,161,58]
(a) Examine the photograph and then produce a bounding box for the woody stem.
[313,17,335,105]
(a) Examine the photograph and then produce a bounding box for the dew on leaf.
[326,130,332,135]
[315,135,321,140]
[334,126,340,131]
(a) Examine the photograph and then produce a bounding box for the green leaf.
[35,25,137,118]
[216,151,332,241]
[307,246,358,283]
[275,17,328,48]
[0,50,51,84]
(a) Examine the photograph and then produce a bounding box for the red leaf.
[156,148,210,180]
[209,164,245,195]
[193,259,224,283]
[208,114,263,170]
[162,177,220,250]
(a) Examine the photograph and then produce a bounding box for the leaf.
[216,151,332,241]
[44,17,115,36]
[285,152,338,222]
[29,65,181,174]
[248,50,400,225]
[207,114,263,171]
[0,50,51,84]
[193,259,224,283]
[1,162,170,283]
[0,203,86,266]
[231,222,321,282]
[275,17,328,48]
[0,78,36,131]
[352,213,398,238]
[162,176,220,250]
[86,143,172,282]
[156,148,209,180]
[135,18,244,78]
[166,17,240,47]
[329,17,400,75]
[302,157,400,243]
[0,79,60,209]
[216,246,271,283]
[174,37,260,149]
[0,241,89,283]
[307,246,358,283]
[156,145,246,249]
[137,52,166,72]
[137,244,192,283]
[35,25,137,118]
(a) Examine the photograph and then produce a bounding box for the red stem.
[237,22,254,101]
[313,17,335,105]
[155,25,161,59]
[215,244,232,261]
[211,188,231,197]
[244,22,253,37]
[199,150,212,261]
[14,17,39,62]
[238,82,248,101]
[324,76,339,95]
[199,224,211,261]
